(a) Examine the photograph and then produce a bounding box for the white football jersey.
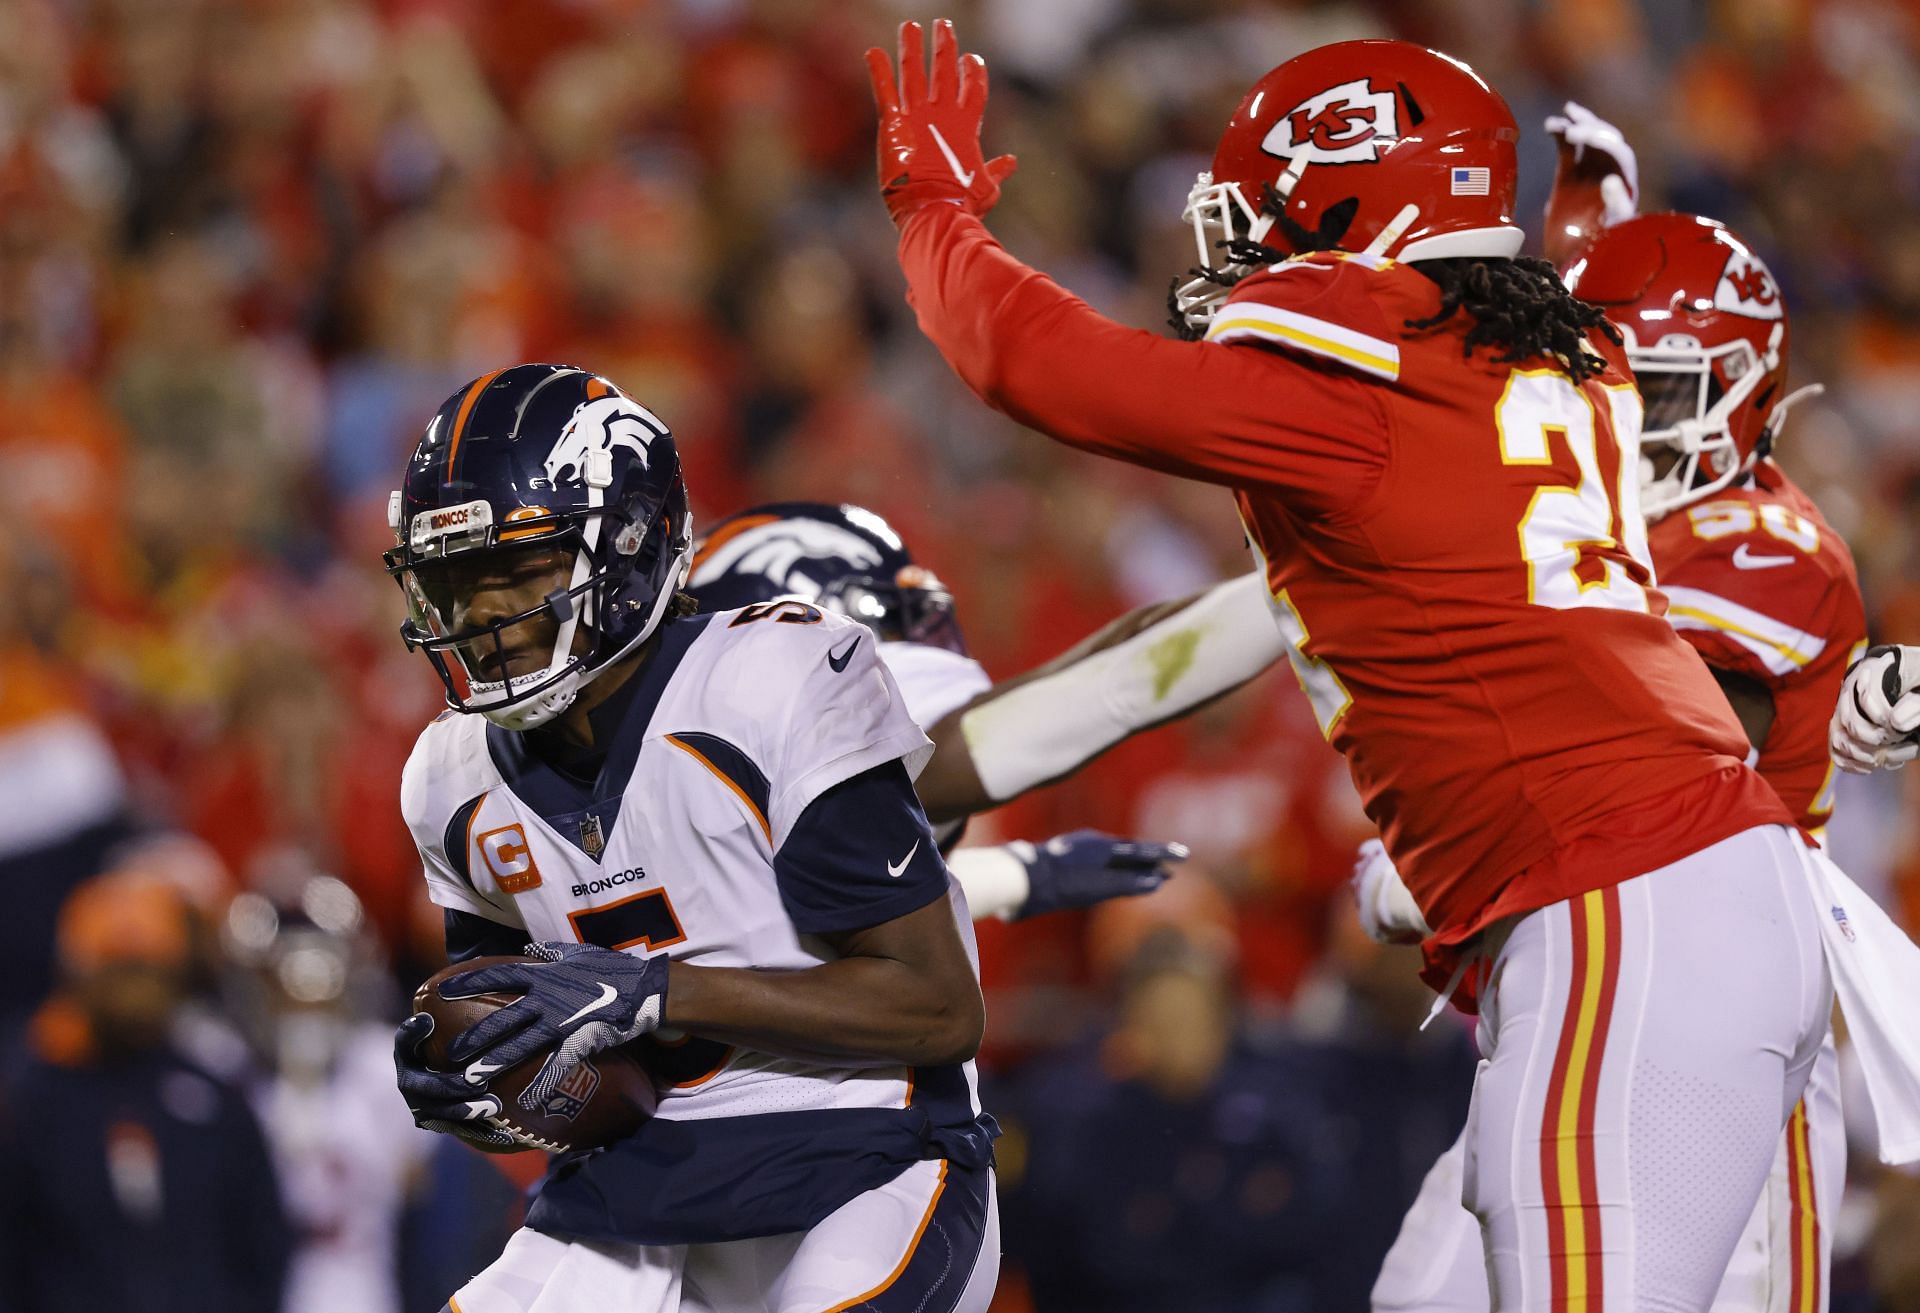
[876,639,991,730]
[402,603,984,1125]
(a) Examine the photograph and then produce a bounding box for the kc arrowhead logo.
[1263,79,1400,164]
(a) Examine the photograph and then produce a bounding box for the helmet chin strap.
[478,522,697,732]
[476,491,606,731]
[1767,383,1826,443]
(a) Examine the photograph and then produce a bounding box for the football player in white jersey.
[685,501,1189,922]
[386,364,998,1313]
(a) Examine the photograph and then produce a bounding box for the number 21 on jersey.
[1496,369,1652,613]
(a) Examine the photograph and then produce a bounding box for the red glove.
[866,19,1017,228]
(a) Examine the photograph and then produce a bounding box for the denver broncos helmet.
[385,363,693,729]
[1565,214,1820,521]
[1173,40,1522,334]
[685,503,966,654]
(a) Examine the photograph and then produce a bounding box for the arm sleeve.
[773,759,951,936]
[898,204,1390,518]
[960,570,1287,802]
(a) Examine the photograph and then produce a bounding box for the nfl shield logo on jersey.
[541,1058,604,1122]
[580,813,606,859]
[1831,904,1857,943]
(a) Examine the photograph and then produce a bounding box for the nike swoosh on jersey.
[927,124,976,187]
[827,636,861,673]
[1732,543,1796,570]
[887,838,920,878]
[561,982,620,1026]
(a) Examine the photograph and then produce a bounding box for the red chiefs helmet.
[1565,213,1820,521]
[1173,40,1522,334]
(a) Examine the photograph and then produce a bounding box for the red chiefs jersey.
[1649,461,1866,836]
[898,206,1789,957]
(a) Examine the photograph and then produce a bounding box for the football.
[413,954,659,1154]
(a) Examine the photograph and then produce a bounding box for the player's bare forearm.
[661,897,984,1066]
[913,732,992,824]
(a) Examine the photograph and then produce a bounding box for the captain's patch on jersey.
[478,823,544,893]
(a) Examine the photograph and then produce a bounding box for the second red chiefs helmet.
[1566,213,1821,521]
[1173,40,1522,333]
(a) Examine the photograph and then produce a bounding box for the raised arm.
[869,20,1388,516]
[916,571,1286,821]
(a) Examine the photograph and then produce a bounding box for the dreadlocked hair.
[1405,256,1622,384]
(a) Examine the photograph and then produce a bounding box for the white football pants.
[447,1157,998,1313]
[1375,824,1832,1313]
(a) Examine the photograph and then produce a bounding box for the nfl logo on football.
[542,1059,603,1121]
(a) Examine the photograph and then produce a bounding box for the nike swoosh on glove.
[1832,644,1920,774]
[866,18,1017,227]
[393,1012,519,1150]
[1013,829,1186,921]
[440,941,670,1112]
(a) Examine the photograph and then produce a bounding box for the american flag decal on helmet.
[1450,166,1490,196]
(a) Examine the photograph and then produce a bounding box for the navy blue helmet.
[686,502,966,654]
[384,363,692,728]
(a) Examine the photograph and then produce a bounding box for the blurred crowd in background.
[3,0,1920,1309]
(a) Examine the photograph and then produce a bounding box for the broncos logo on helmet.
[384,363,693,729]
[686,503,967,655]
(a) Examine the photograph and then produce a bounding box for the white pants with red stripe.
[1376,824,1833,1313]
[446,1159,999,1313]
[1373,1037,1842,1313]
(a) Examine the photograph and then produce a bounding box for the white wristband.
[946,844,1033,922]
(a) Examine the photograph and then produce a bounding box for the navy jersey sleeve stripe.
[443,908,527,963]
[774,760,949,935]
[665,732,772,839]
[442,794,487,887]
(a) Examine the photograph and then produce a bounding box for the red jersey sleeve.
[897,204,1390,519]
[1202,253,1407,381]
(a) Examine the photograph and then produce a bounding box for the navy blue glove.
[440,941,670,1111]
[1013,830,1186,921]
[392,1011,518,1150]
